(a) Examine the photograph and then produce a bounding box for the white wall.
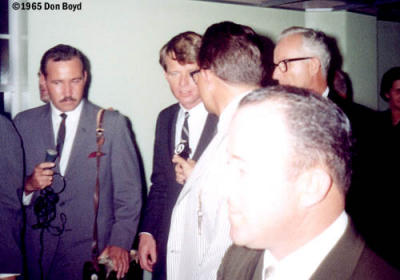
[24,0,304,185]
[21,0,396,185]
[377,20,400,110]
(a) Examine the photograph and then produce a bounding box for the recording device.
[45,148,58,163]
[174,140,191,160]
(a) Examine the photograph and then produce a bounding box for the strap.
[91,109,106,261]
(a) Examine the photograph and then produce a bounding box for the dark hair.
[40,44,87,76]
[380,67,400,101]
[159,31,202,71]
[240,85,353,193]
[198,21,263,86]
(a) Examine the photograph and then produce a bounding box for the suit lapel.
[168,104,179,159]
[310,221,365,280]
[192,113,218,161]
[64,101,96,177]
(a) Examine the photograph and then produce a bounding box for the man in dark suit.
[271,26,381,262]
[137,32,217,280]
[217,86,400,280]
[0,115,24,280]
[14,44,142,280]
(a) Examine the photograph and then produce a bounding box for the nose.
[64,82,73,97]
[272,67,281,82]
[179,72,191,87]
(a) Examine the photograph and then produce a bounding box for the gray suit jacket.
[0,115,24,274]
[14,100,142,279]
[218,221,400,280]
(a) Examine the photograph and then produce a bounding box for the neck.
[215,82,258,116]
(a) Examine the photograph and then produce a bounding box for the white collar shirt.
[262,211,348,280]
[50,100,84,175]
[322,87,330,98]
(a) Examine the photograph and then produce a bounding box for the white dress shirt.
[175,102,209,158]
[262,211,348,280]
[50,100,84,175]
[23,100,84,205]
[167,92,249,280]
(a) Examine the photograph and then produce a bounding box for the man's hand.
[24,162,56,195]
[172,155,196,184]
[138,234,157,272]
[99,246,129,279]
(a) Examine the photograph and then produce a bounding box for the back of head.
[159,31,202,71]
[198,21,263,86]
[279,27,331,77]
[240,85,352,193]
[40,44,87,76]
[380,67,400,101]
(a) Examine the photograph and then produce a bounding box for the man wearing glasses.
[138,31,217,280]
[272,26,380,268]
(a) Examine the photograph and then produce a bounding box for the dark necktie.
[56,113,67,157]
[179,111,191,159]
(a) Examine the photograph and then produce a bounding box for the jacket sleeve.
[107,112,143,249]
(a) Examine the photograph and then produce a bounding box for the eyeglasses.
[273,57,313,73]
[190,69,201,83]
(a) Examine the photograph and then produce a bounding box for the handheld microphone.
[45,149,58,163]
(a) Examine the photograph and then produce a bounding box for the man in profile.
[271,26,376,255]
[218,86,400,280]
[168,21,265,279]
[138,31,217,280]
[14,44,142,279]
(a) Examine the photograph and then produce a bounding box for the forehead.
[274,34,305,59]
[391,80,400,89]
[229,104,290,158]
[165,54,198,70]
[45,57,84,74]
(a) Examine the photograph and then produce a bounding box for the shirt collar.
[179,101,206,115]
[322,87,330,98]
[218,91,250,133]
[51,99,84,122]
[263,211,348,280]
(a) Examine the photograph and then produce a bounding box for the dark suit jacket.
[14,100,143,279]
[139,103,217,280]
[218,221,400,280]
[0,115,24,274]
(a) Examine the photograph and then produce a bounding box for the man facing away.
[138,31,217,280]
[217,86,400,280]
[167,21,265,280]
[14,44,142,279]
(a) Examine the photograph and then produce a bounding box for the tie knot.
[184,111,190,119]
[60,113,67,120]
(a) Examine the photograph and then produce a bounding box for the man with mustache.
[14,44,143,280]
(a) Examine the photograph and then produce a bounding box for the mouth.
[60,97,77,103]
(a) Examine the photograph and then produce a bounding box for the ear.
[385,92,391,101]
[297,168,332,208]
[308,57,321,76]
[83,71,88,83]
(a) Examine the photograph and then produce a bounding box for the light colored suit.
[167,93,247,280]
[14,100,142,280]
